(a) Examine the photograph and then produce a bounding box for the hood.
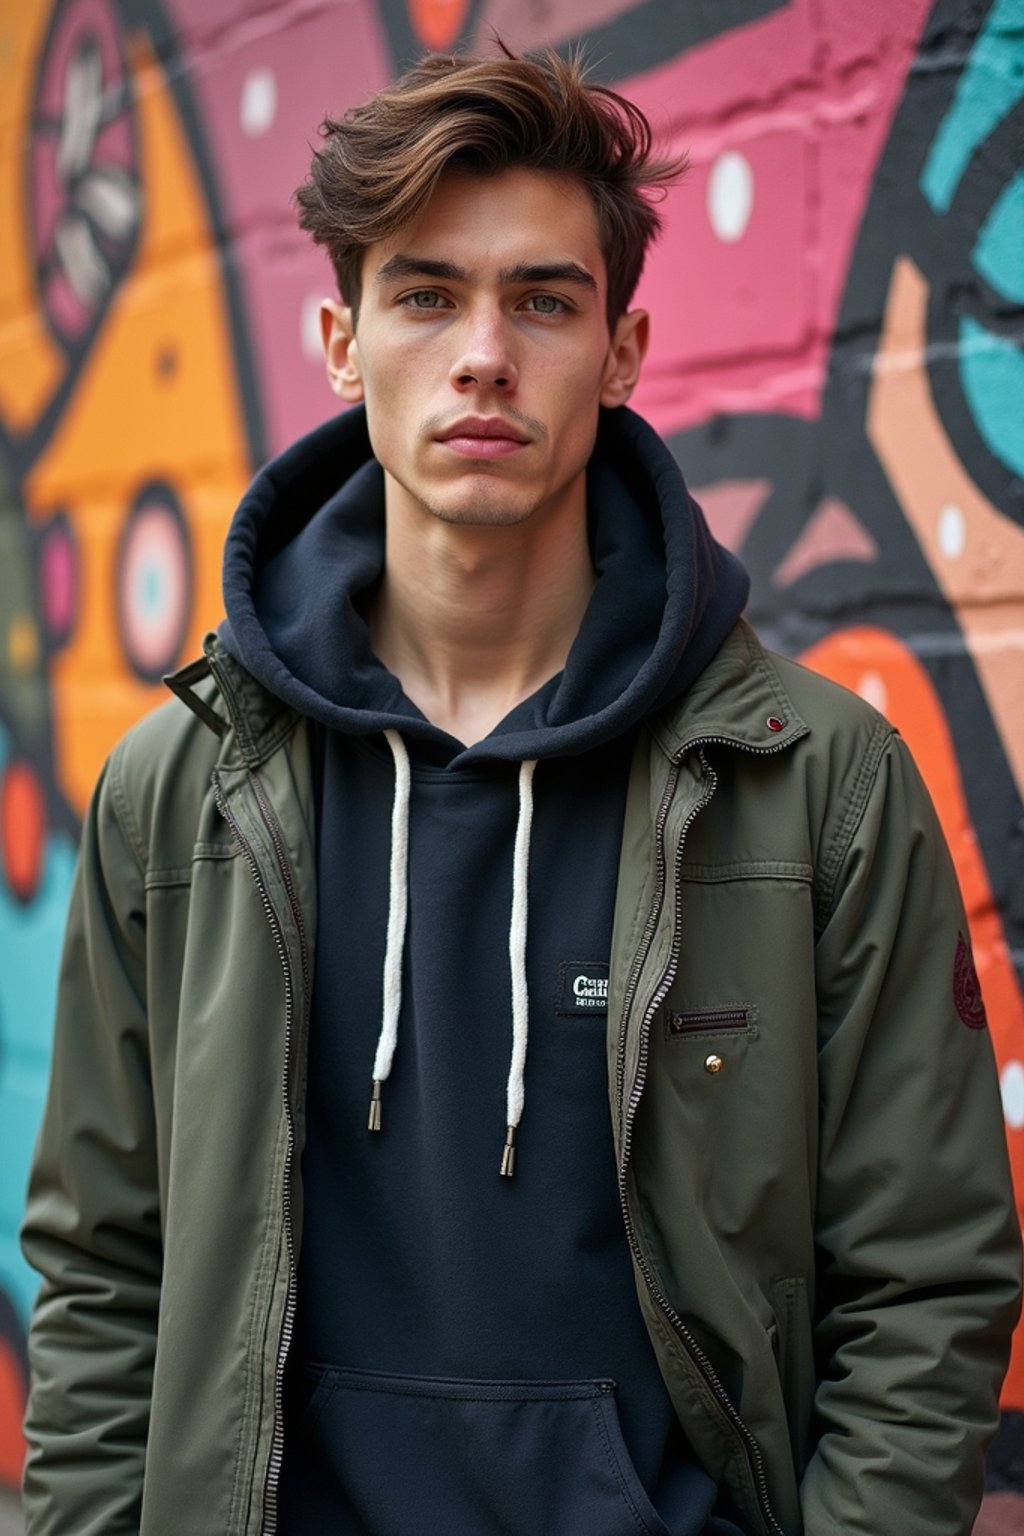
[219,403,749,764]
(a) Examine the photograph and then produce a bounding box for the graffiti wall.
[1,0,1021,1514]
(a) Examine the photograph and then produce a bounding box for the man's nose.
[449,309,518,392]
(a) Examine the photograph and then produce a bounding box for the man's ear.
[321,299,364,402]
[599,309,650,408]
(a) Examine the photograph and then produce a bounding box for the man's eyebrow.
[498,261,598,292]
[374,255,466,284]
[373,254,598,294]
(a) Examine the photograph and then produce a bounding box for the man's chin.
[420,495,538,528]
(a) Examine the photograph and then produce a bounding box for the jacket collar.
[167,620,807,769]
[165,633,298,770]
[650,620,807,762]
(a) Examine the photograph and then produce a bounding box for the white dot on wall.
[241,68,277,137]
[301,293,325,362]
[707,151,754,243]
[937,503,966,560]
[1000,1061,1024,1130]
[856,672,888,714]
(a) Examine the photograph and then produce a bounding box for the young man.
[21,48,1020,1536]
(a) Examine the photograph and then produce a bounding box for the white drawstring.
[366,734,538,1178]
[501,760,537,1177]
[368,729,411,1131]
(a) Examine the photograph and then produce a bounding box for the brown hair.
[294,47,686,326]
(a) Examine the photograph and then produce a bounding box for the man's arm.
[804,730,1021,1535]
[21,750,161,1536]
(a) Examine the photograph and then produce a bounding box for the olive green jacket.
[21,621,1020,1536]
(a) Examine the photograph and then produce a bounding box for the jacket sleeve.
[801,728,1022,1536]
[20,747,161,1536]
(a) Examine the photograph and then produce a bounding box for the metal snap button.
[704,1053,724,1074]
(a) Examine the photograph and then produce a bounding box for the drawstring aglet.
[500,1125,517,1178]
[368,1079,383,1132]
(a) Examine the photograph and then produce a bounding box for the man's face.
[321,168,648,530]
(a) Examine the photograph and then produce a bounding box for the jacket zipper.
[212,770,304,1536]
[249,768,311,1001]
[614,760,681,1122]
[616,737,790,1536]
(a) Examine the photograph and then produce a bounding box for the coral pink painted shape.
[771,496,880,587]
[692,479,771,553]
[0,762,45,903]
[409,0,472,49]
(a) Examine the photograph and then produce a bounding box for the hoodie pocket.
[284,1365,672,1536]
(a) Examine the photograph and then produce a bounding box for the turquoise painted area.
[959,315,1024,480]
[975,171,1024,303]
[921,0,1024,213]
[0,726,76,1327]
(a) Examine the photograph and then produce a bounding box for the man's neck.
[369,490,596,747]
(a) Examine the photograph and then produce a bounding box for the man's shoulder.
[100,655,240,870]
[661,622,911,921]
[114,671,222,783]
[664,619,896,761]
[763,639,893,748]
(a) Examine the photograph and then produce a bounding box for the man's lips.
[435,418,532,459]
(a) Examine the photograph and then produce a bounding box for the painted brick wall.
[1,0,1021,1519]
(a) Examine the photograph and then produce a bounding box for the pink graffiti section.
[162,0,391,452]
[624,0,934,433]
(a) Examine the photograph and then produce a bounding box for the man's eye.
[403,290,448,309]
[525,294,567,314]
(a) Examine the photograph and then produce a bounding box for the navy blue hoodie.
[221,403,749,1536]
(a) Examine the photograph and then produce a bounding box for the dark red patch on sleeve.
[953,931,987,1030]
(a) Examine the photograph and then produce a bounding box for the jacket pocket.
[770,1275,816,1480]
[281,1365,672,1536]
[665,1004,756,1041]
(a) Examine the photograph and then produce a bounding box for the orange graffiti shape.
[409,0,472,49]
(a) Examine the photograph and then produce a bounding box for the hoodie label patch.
[556,961,609,1017]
